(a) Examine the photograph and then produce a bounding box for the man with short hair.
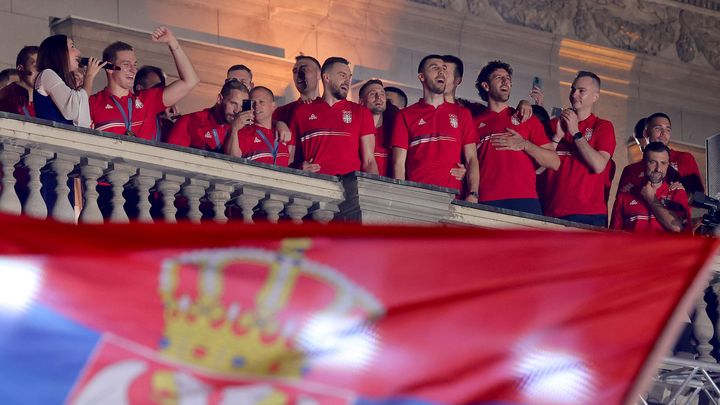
[359,79,392,176]
[610,142,690,233]
[273,55,322,125]
[0,46,38,116]
[473,60,559,214]
[619,112,704,196]
[0,69,19,89]
[167,80,251,152]
[391,54,479,201]
[227,64,254,90]
[289,56,378,175]
[90,26,199,140]
[540,71,616,226]
[133,65,179,141]
[225,86,291,166]
[384,86,407,109]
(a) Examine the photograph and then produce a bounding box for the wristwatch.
[469,191,479,198]
[572,131,583,142]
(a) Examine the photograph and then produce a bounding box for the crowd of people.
[0,27,706,233]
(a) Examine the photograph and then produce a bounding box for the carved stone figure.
[486,0,573,33]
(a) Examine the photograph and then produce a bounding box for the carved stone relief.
[408,0,720,70]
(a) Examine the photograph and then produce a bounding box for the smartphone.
[532,76,542,89]
[79,57,120,71]
[241,99,252,112]
[551,107,562,118]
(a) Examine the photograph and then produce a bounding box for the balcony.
[0,112,719,404]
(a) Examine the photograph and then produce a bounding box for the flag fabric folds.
[0,213,716,405]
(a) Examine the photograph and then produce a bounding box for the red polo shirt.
[90,87,166,140]
[0,83,34,117]
[373,124,392,177]
[474,107,549,202]
[166,108,228,152]
[539,114,616,217]
[391,99,476,190]
[610,181,691,233]
[619,149,704,195]
[234,124,290,167]
[273,98,302,125]
[289,98,375,176]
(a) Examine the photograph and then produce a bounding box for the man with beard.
[618,112,703,196]
[359,79,393,177]
[273,55,322,125]
[539,71,616,227]
[473,60,559,214]
[391,54,479,201]
[288,57,377,175]
[90,26,199,140]
[0,46,38,116]
[610,142,690,233]
[167,79,251,152]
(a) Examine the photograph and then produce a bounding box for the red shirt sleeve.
[669,188,692,233]
[236,126,251,158]
[391,110,409,150]
[166,115,191,147]
[594,120,616,156]
[609,193,624,230]
[144,87,167,115]
[359,106,375,137]
[459,107,478,146]
[527,116,549,146]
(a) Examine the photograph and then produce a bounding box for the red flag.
[0,213,715,405]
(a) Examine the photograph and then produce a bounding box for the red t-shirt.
[539,114,616,217]
[90,87,166,140]
[289,98,375,176]
[618,150,704,195]
[166,108,228,152]
[391,99,477,190]
[610,181,690,233]
[234,124,290,167]
[373,124,392,177]
[273,98,302,125]
[0,83,34,117]
[474,107,549,201]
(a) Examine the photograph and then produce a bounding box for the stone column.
[157,174,184,223]
[0,145,25,215]
[261,193,289,224]
[49,153,80,223]
[285,197,313,224]
[182,178,209,224]
[79,158,108,224]
[311,201,340,224]
[105,162,135,223]
[693,293,715,363]
[207,184,233,223]
[22,149,53,219]
[132,168,162,223]
[234,187,265,224]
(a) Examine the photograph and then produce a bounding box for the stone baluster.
[234,187,265,224]
[262,193,289,224]
[22,149,53,219]
[132,168,162,223]
[207,184,233,223]
[693,292,716,363]
[311,201,339,224]
[49,153,80,223]
[0,145,25,215]
[285,197,313,224]
[105,163,135,223]
[79,158,108,224]
[157,174,184,223]
[182,179,209,224]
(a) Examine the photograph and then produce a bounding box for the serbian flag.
[0,213,716,405]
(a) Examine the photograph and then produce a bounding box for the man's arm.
[360,134,379,174]
[489,129,560,170]
[561,109,610,173]
[609,193,624,230]
[463,143,479,202]
[151,26,200,108]
[223,127,242,157]
[392,147,407,180]
[641,182,684,233]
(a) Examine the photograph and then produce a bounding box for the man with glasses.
[90,26,199,140]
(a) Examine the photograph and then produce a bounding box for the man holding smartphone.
[167,79,251,151]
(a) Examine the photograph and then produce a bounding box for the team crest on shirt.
[511,116,521,126]
[449,114,458,129]
[342,110,352,124]
[584,128,593,141]
[135,98,144,109]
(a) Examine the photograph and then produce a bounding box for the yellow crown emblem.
[157,239,384,379]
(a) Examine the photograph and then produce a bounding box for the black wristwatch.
[572,131,583,142]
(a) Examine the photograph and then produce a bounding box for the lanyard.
[255,128,278,164]
[154,116,162,141]
[110,95,133,134]
[21,106,30,117]
[211,128,223,152]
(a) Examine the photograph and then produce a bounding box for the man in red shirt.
[540,71,616,227]
[610,142,690,233]
[473,60,559,214]
[0,46,38,117]
[358,79,395,177]
[167,80,251,152]
[289,56,378,176]
[273,55,322,125]
[391,54,479,201]
[618,112,704,196]
[90,26,199,140]
[225,86,291,167]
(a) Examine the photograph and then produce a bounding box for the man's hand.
[302,159,321,173]
[274,121,292,143]
[530,87,544,106]
[516,100,532,123]
[490,129,528,151]
[669,181,685,191]
[233,110,254,129]
[466,193,478,203]
[450,162,466,181]
[151,26,178,47]
[640,181,657,204]
[560,108,579,134]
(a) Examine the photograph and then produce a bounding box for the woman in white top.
[34,35,104,128]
